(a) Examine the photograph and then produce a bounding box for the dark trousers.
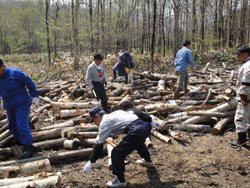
[92,81,108,111]
[111,119,152,179]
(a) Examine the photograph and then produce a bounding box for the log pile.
[0,61,240,181]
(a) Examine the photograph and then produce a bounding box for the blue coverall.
[112,52,134,83]
[0,66,39,145]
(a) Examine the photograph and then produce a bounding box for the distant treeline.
[0,0,249,58]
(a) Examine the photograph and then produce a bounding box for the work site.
[0,0,250,188]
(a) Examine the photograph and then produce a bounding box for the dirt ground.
[53,130,250,188]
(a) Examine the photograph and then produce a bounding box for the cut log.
[170,124,211,132]
[0,129,11,142]
[0,147,13,161]
[151,130,171,143]
[33,138,67,150]
[186,111,235,118]
[211,117,234,135]
[67,131,98,139]
[59,109,89,118]
[0,159,52,178]
[182,99,237,125]
[0,134,14,148]
[63,138,80,150]
[39,120,74,131]
[48,148,93,164]
[51,101,98,109]
[79,138,96,147]
[0,172,62,188]
[144,101,178,111]
[116,95,133,109]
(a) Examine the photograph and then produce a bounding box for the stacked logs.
[0,61,240,182]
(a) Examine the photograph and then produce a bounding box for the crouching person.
[83,107,156,187]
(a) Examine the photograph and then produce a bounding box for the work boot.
[18,145,33,160]
[173,88,182,99]
[230,132,247,146]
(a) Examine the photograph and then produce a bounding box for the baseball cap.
[89,106,102,123]
[235,46,250,54]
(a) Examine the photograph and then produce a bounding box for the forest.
[0,0,249,62]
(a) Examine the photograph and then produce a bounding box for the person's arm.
[15,70,39,98]
[85,66,94,88]
[239,65,250,104]
[129,55,134,69]
[187,50,194,67]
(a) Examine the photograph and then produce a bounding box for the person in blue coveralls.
[0,58,39,160]
[173,40,195,99]
[112,51,134,84]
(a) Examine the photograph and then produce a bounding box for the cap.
[89,106,102,123]
[235,46,250,54]
[94,53,103,60]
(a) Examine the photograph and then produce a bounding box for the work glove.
[102,80,107,87]
[83,161,93,173]
[240,94,249,105]
[151,120,160,129]
[32,97,39,107]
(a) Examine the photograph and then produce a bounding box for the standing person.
[82,107,158,187]
[0,58,39,160]
[231,46,250,146]
[112,51,134,85]
[173,40,195,99]
[85,53,109,113]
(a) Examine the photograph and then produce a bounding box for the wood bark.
[0,159,52,178]
[211,117,234,135]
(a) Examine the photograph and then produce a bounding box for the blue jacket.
[174,47,194,71]
[0,66,39,109]
[113,52,134,76]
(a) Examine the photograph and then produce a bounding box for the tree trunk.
[45,0,51,64]
[150,0,157,73]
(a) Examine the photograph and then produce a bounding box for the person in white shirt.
[82,107,158,187]
[231,46,250,146]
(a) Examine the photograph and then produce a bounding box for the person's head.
[0,58,6,77]
[89,106,105,126]
[235,46,250,63]
[94,53,103,66]
[183,40,191,48]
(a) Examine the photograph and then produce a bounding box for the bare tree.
[45,0,51,64]
[71,0,80,70]
[150,0,157,73]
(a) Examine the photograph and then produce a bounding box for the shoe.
[136,158,154,167]
[18,145,33,160]
[106,178,127,188]
[230,132,247,146]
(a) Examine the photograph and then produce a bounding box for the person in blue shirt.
[173,40,195,99]
[112,51,134,84]
[0,58,39,160]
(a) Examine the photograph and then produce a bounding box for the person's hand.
[151,120,160,129]
[240,94,249,105]
[102,80,107,87]
[83,161,93,173]
[32,97,39,107]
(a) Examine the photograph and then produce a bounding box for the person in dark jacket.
[0,58,39,160]
[112,51,134,84]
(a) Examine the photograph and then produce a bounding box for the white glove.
[32,97,39,107]
[83,161,93,173]
[151,120,160,129]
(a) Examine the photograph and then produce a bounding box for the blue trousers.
[7,104,33,145]
[111,119,152,178]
